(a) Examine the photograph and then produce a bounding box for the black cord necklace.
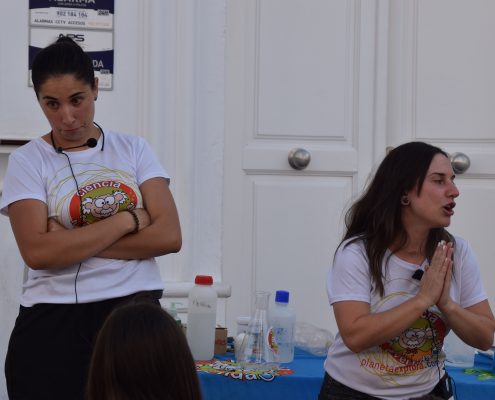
[50,122,105,303]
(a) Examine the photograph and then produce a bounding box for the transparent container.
[444,330,475,368]
[269,290,295,363]
[236,316,251,335]
[165,302,183,327]
[236,291,278,370]
[186,275,217,360]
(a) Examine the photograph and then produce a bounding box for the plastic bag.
[294,322,334,356]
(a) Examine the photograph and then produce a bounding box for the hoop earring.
[401,195,410,206]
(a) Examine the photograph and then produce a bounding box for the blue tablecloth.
[446,352,495,400]
[197,347,326,400]
[197,349,495,400]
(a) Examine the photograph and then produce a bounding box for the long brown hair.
[86,301,202,400]
[341,142,455,296]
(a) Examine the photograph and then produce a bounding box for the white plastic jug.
[186,275,217,360]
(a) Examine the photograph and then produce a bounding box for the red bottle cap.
[195,275,213,285]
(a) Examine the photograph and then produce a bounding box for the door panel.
[243,145,357,172]
[416,0,495,140]
[449,180,495,305]
[256,0,353,138]
[388,1,495,315]
[224,0,376,336]
[252,176,353,331]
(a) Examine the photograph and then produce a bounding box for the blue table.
[445,352,495,400]
[197,347,326,400]
[197,348,495,400]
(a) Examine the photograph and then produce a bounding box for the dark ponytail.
[31,36,95,97]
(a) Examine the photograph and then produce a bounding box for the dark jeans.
[318,373,380,400]
[318,371,453,400]
[5,290,162,400]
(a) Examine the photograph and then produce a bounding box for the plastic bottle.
[269,290,296,363]
[186,275,217,360]
[166,302,183,328]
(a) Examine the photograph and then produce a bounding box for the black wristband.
[126,209,139,234]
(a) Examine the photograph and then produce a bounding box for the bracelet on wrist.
[126,209,139,234]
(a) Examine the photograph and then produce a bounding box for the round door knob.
[288,148,311,170]
[449,152,471,174]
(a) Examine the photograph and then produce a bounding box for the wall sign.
[28,0,115,90]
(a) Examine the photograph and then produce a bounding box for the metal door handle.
[288,148,311,170]
[449,152,470,174]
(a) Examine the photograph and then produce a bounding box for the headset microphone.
[56,137,98,153]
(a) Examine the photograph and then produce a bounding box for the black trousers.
[318,371,453,400]
[5,290,162,400]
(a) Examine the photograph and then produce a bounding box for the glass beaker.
[236,291,279,371]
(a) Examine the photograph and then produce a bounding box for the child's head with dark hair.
[86,301,202,400]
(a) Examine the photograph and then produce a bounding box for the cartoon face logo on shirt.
[82,191,128,219]
[398,326,432,350]
[380,311,446,364]
[69,180,138,226]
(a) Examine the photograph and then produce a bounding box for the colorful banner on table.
[196,359,294,382]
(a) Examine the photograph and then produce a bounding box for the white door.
[387,1,495,314]
[223,0,379,336]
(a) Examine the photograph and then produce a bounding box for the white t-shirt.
[324,236,487,400]
[0,129,169,306]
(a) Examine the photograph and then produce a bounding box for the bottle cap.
[195,275,213,285]
[275,290,289,303]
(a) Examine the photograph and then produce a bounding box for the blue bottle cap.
[275,290,289,303]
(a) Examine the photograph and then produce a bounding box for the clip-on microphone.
[412,269,424,281]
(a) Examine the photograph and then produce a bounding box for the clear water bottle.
[186,275,217,360]
[236,291,278,370]
[269,290,295,363]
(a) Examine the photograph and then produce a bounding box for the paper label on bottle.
[267,327,279,354]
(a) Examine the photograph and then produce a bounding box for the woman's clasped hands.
[417,240,454,310]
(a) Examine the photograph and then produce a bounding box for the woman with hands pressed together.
[0,37,181,400]
[318,142,495,400]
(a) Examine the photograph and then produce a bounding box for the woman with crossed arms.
[1,37,181,400]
